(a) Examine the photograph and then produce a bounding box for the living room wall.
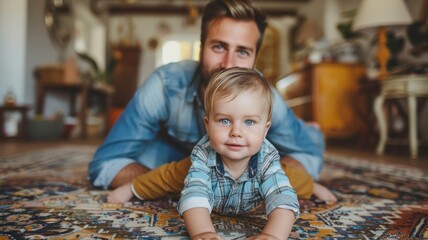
[0,0,28,106]
[1,0,426,139]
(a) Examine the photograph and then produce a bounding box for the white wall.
[0,0,28,104]
[24,0,82,117]
[73,0,106,71]
[109,15,201,85]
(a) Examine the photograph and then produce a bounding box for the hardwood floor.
[1,136,427,170]
[0,138,102,156]
[326,140,428,170]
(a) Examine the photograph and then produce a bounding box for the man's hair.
[200,0,267,53]
[204,67,273,122]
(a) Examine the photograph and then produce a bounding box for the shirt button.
[233,183,238,189]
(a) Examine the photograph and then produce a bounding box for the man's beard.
[200,61,222,88]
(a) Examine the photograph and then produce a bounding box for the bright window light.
[158,35,200,66]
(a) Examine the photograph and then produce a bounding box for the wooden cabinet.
[112,45,142,108]
[277,62,367,138]
[313,63,366,138]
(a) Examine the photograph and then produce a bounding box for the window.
[157,34,200,66]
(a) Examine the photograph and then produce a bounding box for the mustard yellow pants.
[132,157,313,200]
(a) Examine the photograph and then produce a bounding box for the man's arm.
[110,163,149,189]
[268,89,324,180]
[88,69,168,189]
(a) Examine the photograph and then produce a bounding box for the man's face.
[200,17,259,82]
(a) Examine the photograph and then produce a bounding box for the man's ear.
[204,116,209,135]
[199,42,204,61]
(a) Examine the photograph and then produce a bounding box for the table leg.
[21,108,28,139]
[70,92,77,116]
[80,85,89,139]
[374,95,387,155]
[36,83,46,115]
[408,95,418,159]
[103,92,112,137]
[0,109,4,139]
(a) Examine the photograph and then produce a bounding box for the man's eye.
[213,44,225,52]
[238,49,250,57]
[219,119,231,125]
[245,120,255,126]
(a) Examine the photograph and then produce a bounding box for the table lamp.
[353,0,412,78]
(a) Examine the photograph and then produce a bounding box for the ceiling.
[89,0,310,16]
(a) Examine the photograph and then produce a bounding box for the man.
[88,0,336,202]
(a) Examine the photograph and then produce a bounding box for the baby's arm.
[107,182,133,203]
[182,207,222,240]
[248,208,295,240]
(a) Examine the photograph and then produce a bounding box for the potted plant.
[385,31,405,70]
[406,20,428,57]
[76,52,116,87]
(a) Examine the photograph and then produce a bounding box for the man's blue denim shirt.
[88,60,324,189]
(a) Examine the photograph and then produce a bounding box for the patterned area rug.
[0,146,427,239]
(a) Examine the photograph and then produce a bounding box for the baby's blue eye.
[219,119,231,125]
[245,120,255,126]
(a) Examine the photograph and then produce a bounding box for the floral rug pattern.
[0,147,427,239]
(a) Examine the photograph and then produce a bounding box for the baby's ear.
[264,121,271,137]
[204,116,209,134]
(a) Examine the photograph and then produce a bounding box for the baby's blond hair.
[204,67,273,121]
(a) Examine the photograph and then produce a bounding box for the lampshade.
[353,0,412,31]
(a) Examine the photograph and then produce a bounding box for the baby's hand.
[247,233,280,240]
[192,232,223,240]
[107,183,133,203]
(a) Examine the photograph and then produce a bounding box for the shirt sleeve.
[88,68,169,189]
[259,148,300,218]
[267,89,324,180]
[178,144,214,215]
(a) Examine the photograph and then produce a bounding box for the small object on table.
[4,91,16,107]
[0,105,30,139]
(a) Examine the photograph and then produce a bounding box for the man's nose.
[220,52,235,69]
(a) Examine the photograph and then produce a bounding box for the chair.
[374,74,428,158]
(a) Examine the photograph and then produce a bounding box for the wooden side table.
[0,105,30,139]
[35,80,113,139]
[374,75,428,158]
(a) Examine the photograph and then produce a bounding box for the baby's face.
[204,89,271,164]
